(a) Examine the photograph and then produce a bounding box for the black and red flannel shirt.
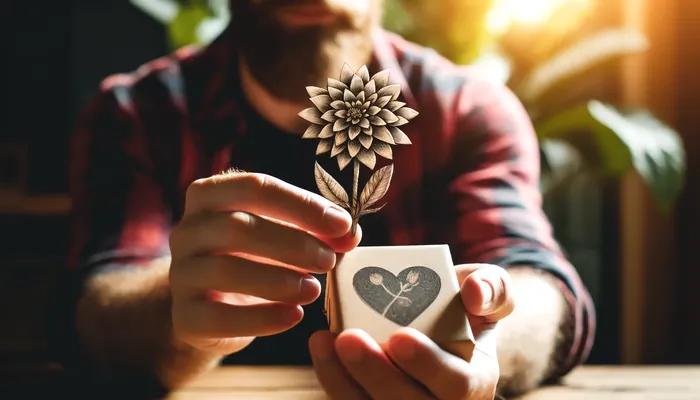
[67,25,595,378]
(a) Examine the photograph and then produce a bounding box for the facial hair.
[231,0,381,104]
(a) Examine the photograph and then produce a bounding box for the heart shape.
[352,266,441,326]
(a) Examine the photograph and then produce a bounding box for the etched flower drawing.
[299,63,418,171]
[365,269,422,317]
[300,64,419,236]
[406,270,420,287]
[369,273,384,286]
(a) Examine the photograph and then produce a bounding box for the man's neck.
[238,59,307,135]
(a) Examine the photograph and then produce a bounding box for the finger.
[173,299,303,340]
[309,331,370,400]
[184,172,352,238]
[257,214,362,253]
[335,329,433,400]
[457,263,514,322]
[171,255,322,305]
[171,211,337,273]
[321,223,363,254]
[387,328,498,400]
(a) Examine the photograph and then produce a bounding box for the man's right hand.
[168,171,359,355]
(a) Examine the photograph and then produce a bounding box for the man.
[61,0,595,398]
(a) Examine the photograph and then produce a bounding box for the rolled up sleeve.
[445,79,596,378]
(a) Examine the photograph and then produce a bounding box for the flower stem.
[382,288,405,317]
[380,283,410,301]
[351,159,360,236]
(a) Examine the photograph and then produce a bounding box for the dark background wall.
[4,0,168,195]
[1,0,170,361]
[674,1,700,364]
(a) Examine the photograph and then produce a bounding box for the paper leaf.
[360,204,386,216]
[314,162,350,208]
[359,164,394,210]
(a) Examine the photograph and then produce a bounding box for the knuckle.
[185,178,208,204]
[237,172,269,194]
[228,211,255,238]
[299,190,322,215]
[299,190,316,207]
[229,210,254,227]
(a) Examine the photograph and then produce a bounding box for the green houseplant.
[384,0,686,211]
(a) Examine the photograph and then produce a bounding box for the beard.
[231,0,380,104]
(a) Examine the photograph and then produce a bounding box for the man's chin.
[234,18,374,103]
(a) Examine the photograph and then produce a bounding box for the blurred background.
[1,0,698,369]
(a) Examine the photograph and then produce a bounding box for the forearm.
[495,267,572,396]
[75,258,223,389]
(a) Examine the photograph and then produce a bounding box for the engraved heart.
[352,266,441,326]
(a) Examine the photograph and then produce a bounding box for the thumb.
[458,264,515,324]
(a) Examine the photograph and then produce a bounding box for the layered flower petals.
[299,64,419,170]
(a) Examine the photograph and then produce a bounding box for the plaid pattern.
[68,25,595,378]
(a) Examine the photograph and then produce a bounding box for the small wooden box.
[325,244,475,361]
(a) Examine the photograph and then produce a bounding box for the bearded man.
[59,0,595,398]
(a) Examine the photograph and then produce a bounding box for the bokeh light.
[487,0,592,34]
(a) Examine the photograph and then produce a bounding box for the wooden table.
[168,366,700,399]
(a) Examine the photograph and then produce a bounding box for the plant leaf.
[359,164,394,210]
[592,105,686,211]
[314,162,350,209]
[360,204,387,216]
[516,29,648,106]
[534,100,686,211]
[539,139,583,197]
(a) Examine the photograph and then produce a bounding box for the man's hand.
[309,264,514,399]
[169,171,360,355]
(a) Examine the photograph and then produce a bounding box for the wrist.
[494,266,567,395]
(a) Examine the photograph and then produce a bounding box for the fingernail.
[316,245,336,270]
[300,277,320,296]
[323,206,350,229]
[480,279,495,311]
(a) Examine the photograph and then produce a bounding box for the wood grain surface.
[167,365,700,400]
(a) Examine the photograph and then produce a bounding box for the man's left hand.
[309,263,514,399]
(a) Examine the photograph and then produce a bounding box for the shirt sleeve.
[67,82,173,279]
[52,81,175,369]
[445,78,596,379]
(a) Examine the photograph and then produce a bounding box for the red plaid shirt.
[68,25,594,378]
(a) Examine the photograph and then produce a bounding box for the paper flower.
[299,64,418,170]
[301,64,419,236]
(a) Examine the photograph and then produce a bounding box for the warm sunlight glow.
[505,0,557,23]
[487,0,591,34]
